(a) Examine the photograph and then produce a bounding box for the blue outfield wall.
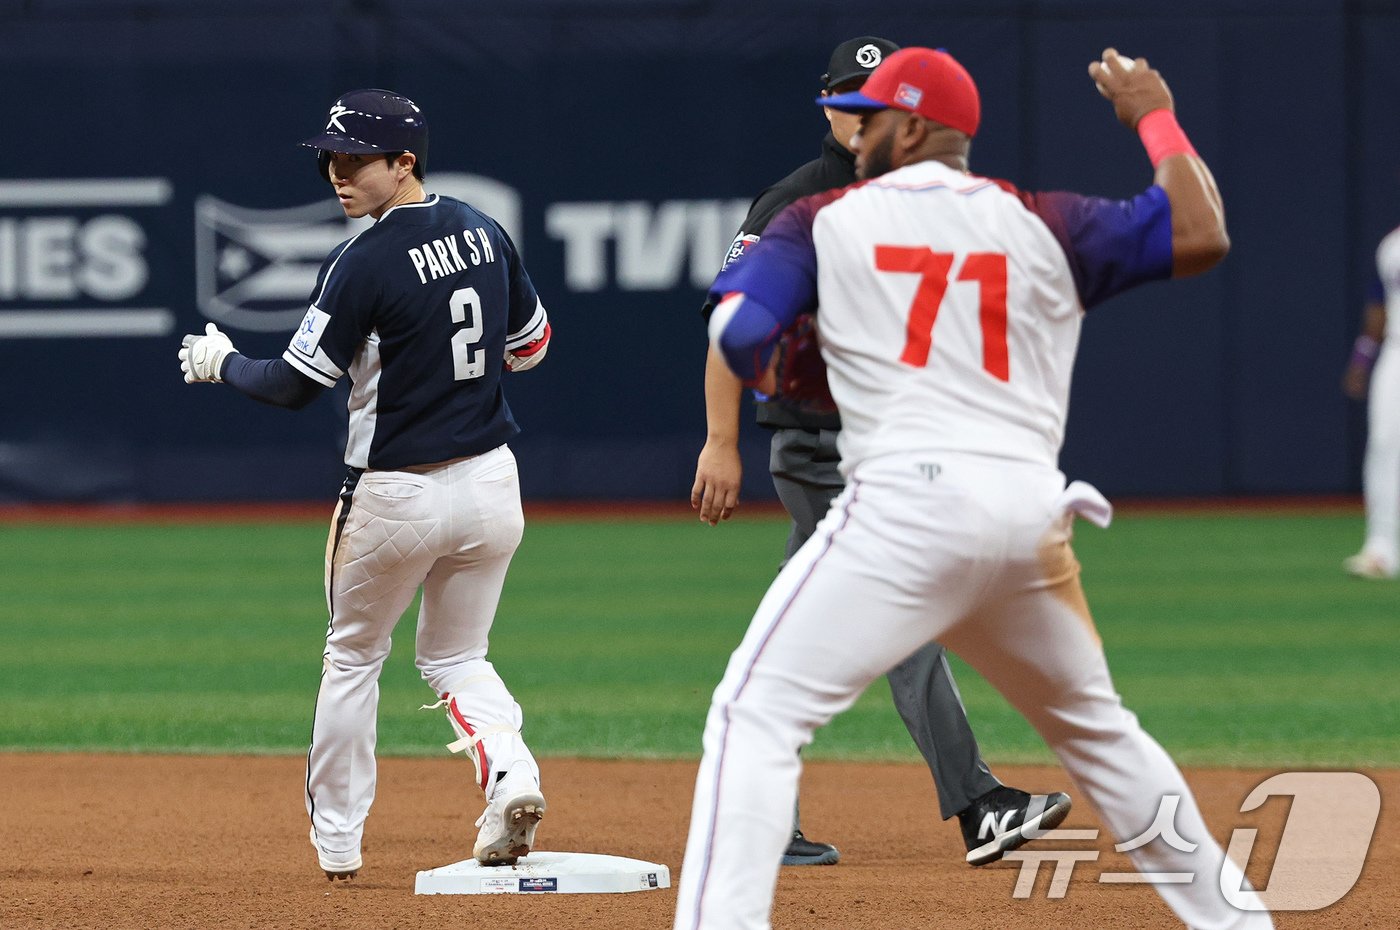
[0,0,1396,502]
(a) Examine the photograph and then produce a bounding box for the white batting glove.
[179,322,238,383]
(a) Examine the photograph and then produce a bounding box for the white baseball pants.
[1362,343,1400,567]
[306,445,539,866]
[674,453,1271,930]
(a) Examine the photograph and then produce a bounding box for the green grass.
[0,511,1395,767]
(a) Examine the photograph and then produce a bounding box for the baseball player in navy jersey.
[178,89,553,880]
[677,48,1273,929]
[1342,228,1400,579]
[694,36,1070,868]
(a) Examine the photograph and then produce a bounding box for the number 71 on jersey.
[875,246,1009,381]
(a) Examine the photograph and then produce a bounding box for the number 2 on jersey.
[874,246,1009,381]
[449,286,486,381]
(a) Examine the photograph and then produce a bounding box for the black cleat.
[959,786,1072,866]
[781,829,840,866]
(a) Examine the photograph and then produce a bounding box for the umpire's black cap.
[821,36,901,90]
[301,88,429,175]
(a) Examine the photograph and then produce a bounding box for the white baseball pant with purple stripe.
[673,452,1271,930]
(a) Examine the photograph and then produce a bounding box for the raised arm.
[1089,48,1229,277]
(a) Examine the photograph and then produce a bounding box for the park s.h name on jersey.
[408,226,498,284]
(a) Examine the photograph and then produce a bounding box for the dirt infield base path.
[2,755,1394,929]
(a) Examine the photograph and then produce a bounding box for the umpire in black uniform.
[692,36,1072,867]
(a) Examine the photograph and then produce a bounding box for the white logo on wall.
[0,178,173,339]
[195,173,522,332]
[2,174,759,337]
[855,44,883,68]
[546,199,750,292]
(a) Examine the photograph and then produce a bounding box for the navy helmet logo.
[326,104,353,133]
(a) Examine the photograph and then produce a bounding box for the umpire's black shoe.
[959,786,1072,866]
[781,829,840,866]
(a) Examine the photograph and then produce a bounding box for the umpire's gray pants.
[771,427,1000,819]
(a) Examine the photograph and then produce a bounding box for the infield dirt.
[2,755,1394,929]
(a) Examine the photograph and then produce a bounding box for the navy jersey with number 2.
[283,194,548,470]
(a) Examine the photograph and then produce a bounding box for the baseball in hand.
[1094,51,1136,96]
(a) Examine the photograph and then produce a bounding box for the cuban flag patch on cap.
[895,82,924,110]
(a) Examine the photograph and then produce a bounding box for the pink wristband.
[1137,109,1198,167]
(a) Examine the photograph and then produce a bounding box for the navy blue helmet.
[302,88,428,180]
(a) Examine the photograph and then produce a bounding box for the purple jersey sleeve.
[706,196,830,378]
[708,197,822,315]
[1021,185,1174,310]
[712,295,789,381]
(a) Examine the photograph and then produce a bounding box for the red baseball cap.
[821,47,980,137]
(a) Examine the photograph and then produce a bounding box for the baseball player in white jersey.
[694,36,1072,869]
[675,48,1272,929]
[178,89,552,880]
[1342,227,1400,578]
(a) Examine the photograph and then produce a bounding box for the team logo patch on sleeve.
[722,233,761,271]
[292,307,332,357]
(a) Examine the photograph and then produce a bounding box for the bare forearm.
[703,344,744,441]
[693,344,746,524]
[1156,153,1229,277]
